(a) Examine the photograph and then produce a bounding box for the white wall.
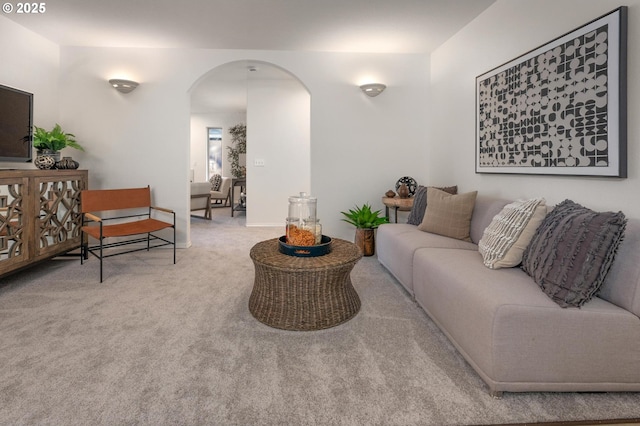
[190,111,246,182]
[5,2,639,247]
[246,78,310,227]
[430,0,640,217]
[308,53,431,239]
[3,15,431,244]
[51,47,429,244]
[56,47,192,245]
[0,16,59,168]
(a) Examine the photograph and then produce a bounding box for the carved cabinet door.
[34,175,85,259]
[0,176,30,274]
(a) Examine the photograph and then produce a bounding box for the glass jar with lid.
[286,192,318,246]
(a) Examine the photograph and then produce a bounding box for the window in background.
[207,127,223,179]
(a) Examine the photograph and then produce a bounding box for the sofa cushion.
[599,218,640,317]
[478,198,546,269]
[376,223,477,294]
[522,200,627,308]
[407,185,457,225]
[418,188,477,242]
[468,197,511,244]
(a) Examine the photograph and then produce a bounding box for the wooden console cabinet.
[0,169,88,278]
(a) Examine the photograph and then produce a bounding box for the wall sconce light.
[109,79,139,93]
[360,83,386,97]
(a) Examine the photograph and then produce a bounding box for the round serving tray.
[278,235,332,257]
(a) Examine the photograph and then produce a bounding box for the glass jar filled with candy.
[286,192,319,246]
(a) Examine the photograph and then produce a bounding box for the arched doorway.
[189,60,311,228]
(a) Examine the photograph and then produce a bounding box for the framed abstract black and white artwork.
[475,7,627,177]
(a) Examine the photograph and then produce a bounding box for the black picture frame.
[475,7,627,177]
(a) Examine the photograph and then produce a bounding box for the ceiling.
[190,61,297,113]
[5,0,496,112]
[7,0,495,53]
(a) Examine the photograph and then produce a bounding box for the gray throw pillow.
[407,185,457,225]
[521,199,627,308]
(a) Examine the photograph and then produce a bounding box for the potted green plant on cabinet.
[340,203,389,256]
[33,123,84,170]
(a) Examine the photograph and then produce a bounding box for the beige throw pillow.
[478,198,546,269]
[418,188,477,242]
[407,185,457,226]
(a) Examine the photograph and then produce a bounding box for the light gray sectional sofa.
[377,195,640,396]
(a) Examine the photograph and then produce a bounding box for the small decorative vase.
[36,149,60,163]
[398,183,410,199]
[34,152,56,170]
[385,190,396,198]
[355,228,375,256]
[56,156,80,170]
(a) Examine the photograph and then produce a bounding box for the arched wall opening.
[189,60,311,229]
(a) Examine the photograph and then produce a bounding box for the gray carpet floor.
[1,207,639,425]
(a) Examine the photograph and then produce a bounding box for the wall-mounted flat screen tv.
[0,84,33,162]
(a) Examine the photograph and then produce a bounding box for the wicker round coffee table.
[249,238,363,331]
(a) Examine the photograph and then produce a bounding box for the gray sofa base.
[413,248,640,396]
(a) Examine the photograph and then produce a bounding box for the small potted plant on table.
[33,123,84,169]
[340,203,389,256]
